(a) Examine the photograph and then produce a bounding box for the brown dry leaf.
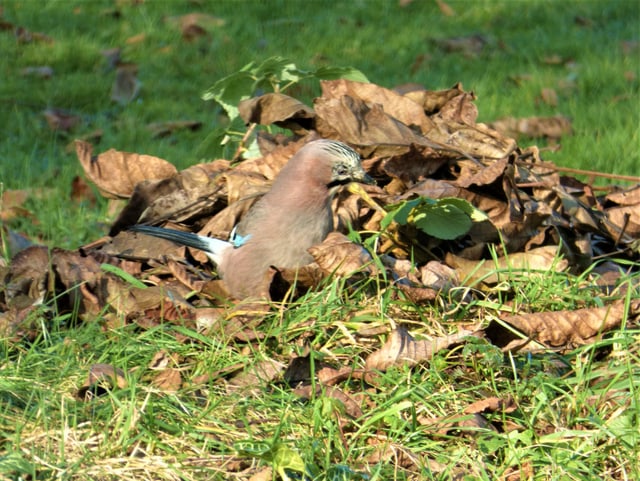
[228,358,285,390]
[238,93,315,135]
[436,0,456,16]
[429,116,517,160]
[605,185,640,206]
[206,301,270,341]
[4,246,50,309]
[445,245,568,286]
[1,189,37,223]
[43,108,81,132]
[249,467,273,481]
[435,34,489,57]
[75,140,178,200]
[320,79,435,134]
[111,63,140,105]
[606,205,640,238]
[125,32,146,45]
[365,439,422,471]
[435,92,478,125]
[77,364,127,400]
[15,26,53,44]
[463,397,517,415]
[109,161,228,235]
[489,115,573,140]
[165,13,225,40]
[419,261,459,292]
[270,264,327,301]
[308,232,375,277]
[397,284,439,303]
[236,136,309,181]
[317,366,354,386]
[314,95,427,157]
[146,120,202,138]
[487,299,639,352]
[70,175,97,205]
[294,384,363,419]
[165,258,211,293]
[539,88,558,107]
[380,144,449,183]
[604,185,640,238]
[454,155,510,188]
[404,83,466,115]
[365,326,474,372]
[420,412,495,436]
[152,368,182,393]
[52,249,114,317]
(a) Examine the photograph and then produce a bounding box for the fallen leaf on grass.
[489,115,572,140]
[309,232,376,277]
[70,175,97,205]
[111,63,141,105]
[228,358,286,391]
[75,140,178,199]
[43,108,81,132]
[147,120,202,138]
[445,245,568,287]
[294,384,363,419]
[365,326,474,373]
[15,26,53,43]
[485,299,640,352]
[77,364,127,400]
[152,368,182,393]
[434,34,489,57]
[538,87,558,107]
[165,13,225,41]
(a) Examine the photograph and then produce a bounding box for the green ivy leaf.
[382,197,485,240]
[202,70,256,120]
[273,444,306,475]
[412,203,472,240]
[313,66,369,83]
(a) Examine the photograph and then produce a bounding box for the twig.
[516,159,640,184]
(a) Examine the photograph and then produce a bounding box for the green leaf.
[381,197,486,240]
[202,70,256,120]
[313,66,369,83]
[273,443,306,474]
[234,440,271,457]
[439,197,489,222]
[412,203,472,240]
[381,199,422,229]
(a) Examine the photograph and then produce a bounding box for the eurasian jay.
[130,139,374,299]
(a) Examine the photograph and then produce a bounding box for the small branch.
[516,159,640,184]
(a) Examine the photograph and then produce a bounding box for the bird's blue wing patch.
[230,226,252,248]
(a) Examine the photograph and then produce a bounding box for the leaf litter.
[1,77,639,479]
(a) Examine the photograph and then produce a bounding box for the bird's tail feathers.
[129,225,230,265]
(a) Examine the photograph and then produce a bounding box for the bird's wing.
[129,225,231,265]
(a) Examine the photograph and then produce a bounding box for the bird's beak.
[354,167,376,185]
[361,172,376,185]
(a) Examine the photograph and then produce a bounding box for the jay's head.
[293,139,374,192]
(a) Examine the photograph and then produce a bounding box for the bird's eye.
[335,164,349,177]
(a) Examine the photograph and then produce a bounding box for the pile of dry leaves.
[1,79,638,372]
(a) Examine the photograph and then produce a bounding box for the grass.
[1,271,638,479]
[1,1,639,480]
